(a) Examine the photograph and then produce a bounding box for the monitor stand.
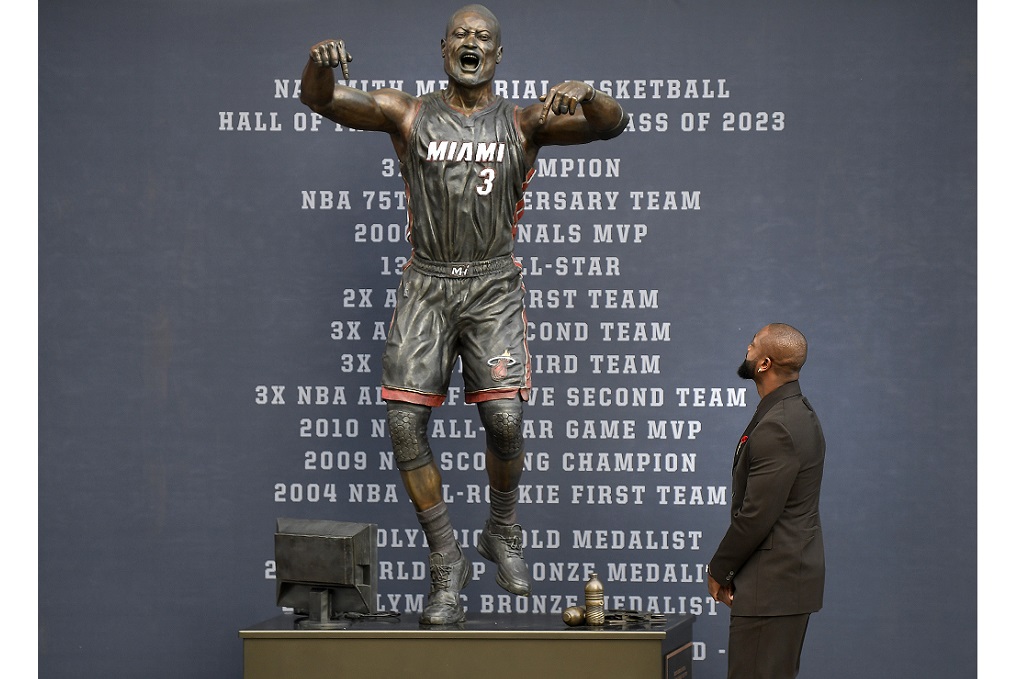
[295,588,353,630]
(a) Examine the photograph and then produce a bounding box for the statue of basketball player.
[300,4,628,624]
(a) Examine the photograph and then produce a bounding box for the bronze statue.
[300,4,628,625]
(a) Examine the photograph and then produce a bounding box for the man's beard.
[737,359,755,380]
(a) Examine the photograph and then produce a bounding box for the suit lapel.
[732,380,803,469]
[732,434,750,469]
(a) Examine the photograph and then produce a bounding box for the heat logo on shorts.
[487,350,517,382]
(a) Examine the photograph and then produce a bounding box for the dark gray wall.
[39,0,976,677]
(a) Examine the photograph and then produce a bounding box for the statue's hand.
[309,39,353,81]
[538,81,596,124]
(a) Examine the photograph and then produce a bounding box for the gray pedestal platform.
[240,612,694,679]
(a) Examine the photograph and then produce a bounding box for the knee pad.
[387,402,434,471]
[477,399,524,461]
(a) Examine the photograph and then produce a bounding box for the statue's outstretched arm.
[523,80,630,148]
[299,38,413,134]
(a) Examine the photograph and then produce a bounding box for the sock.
[487,487,518,526]
[417,503,460,560]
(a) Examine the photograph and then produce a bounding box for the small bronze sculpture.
[300,4,628,625]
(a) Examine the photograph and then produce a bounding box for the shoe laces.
[430,560,453,590]
[497,530,523,557]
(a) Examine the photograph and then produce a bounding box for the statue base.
[239,611,694,679]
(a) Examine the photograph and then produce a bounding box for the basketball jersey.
[400,91,533,263]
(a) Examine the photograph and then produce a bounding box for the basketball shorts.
[381,255,532,406]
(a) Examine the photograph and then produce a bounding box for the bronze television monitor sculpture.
[274,518,378,629]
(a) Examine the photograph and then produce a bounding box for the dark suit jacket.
[709,380,825,617]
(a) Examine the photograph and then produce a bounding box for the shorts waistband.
[410,255,516,278]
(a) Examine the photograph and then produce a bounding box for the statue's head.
[441,5,502,88]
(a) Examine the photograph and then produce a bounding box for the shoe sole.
[420,608,466,625]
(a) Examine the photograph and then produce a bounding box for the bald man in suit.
[708,323,826,679]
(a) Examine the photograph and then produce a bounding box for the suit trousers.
[727,613,811,679]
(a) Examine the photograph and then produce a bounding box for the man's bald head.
[760,323,808,375]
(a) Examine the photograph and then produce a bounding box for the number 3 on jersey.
[476,167,495,196]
